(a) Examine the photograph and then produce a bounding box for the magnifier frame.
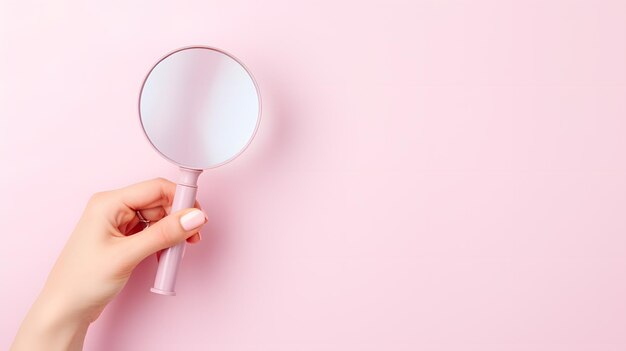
[137,45,262,170]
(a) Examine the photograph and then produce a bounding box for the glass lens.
[139,47,260,169]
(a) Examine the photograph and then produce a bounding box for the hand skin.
[10,178,207,351]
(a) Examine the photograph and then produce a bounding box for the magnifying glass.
[138,46,261,296]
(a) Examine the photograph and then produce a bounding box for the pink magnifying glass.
[138,46,261,296]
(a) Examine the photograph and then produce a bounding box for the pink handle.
[151,167,203,296]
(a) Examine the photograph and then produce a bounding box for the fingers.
[119,206,168,235]
[187,232,201,243]
[115,178,177,210]
[118,197,203,238]
[91,178,176,225]
[138,206,168,222]
[123,208,207,265]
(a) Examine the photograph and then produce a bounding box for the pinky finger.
[186,232,201,244]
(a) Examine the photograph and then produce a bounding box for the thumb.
[125,208,207,264]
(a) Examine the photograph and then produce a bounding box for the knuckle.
[87,191,109,206]
[153,177,171,186]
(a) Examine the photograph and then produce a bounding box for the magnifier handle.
[151,168,203,296]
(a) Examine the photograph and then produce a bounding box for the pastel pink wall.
[2,1,626,350]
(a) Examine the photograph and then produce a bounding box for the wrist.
[11,291,91,351]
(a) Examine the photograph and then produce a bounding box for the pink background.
[1,1,626,350]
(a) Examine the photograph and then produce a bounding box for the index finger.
[114,178,177,211]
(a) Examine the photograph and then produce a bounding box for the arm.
[11,294,90,351]
[11,178,207,351]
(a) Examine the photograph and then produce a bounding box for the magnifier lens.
[139,47,260,169]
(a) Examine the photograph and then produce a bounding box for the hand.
[11,178,207,351]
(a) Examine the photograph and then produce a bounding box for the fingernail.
[180,209,207,231]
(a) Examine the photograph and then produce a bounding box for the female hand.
[11,178,207,351]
